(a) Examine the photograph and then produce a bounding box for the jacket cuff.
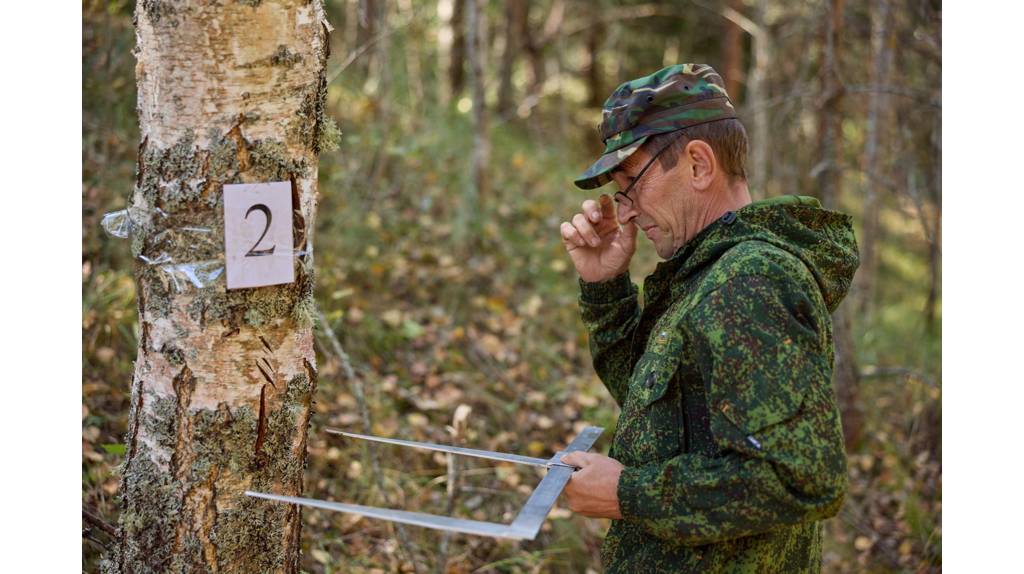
[616,463,659,520]
[579,272,635,304]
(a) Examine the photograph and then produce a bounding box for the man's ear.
[684,140,717,191]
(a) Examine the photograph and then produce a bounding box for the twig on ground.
[437,404,473,574]
[314,307,422,574]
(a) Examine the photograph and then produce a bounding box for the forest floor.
[83,5,940,573]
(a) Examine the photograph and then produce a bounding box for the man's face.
[610,144,694,259]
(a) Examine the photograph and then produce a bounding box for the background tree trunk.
[456,0,489,247]
[747,0,771,199]
[816,0,845,210]
[926,110,942,333]
[816,0,863,449]
[104,1,330,572]
[356,0,377,77]
[522,0,546,105]
[498,0,527,116]
[720,0,745,102]
[856,0,894,319]
[449,0,467,100]
[584,20,605,108]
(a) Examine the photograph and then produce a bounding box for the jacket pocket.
[615,348,684,464]
[633,353,674,407]
[709,376,807,455]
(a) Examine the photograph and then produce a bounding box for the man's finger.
[582,199,601,223]
[560,221,585,249]
[599,193,616,222]
[571,213,600,247]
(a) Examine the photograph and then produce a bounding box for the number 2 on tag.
[224,182,294,290]
[244,204,276,257]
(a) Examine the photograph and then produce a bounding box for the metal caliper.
[246,425,604,540]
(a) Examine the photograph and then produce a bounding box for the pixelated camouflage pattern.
[574,63,737,190]
[577,195,858,573]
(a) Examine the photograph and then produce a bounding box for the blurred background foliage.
[83,0,940,571]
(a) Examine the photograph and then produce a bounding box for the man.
[557,63,859,572]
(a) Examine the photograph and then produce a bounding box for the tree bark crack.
[170,365,196,481]
[254,383,268,463]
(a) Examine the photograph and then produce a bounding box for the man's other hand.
[560,194,638,283]
[559,451,625,519]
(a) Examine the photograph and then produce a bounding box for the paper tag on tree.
[223,181,295,290]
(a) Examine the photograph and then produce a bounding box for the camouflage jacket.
[578,196,859,573]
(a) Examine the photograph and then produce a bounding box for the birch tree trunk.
[104,1,332,572]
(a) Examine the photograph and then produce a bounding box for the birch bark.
[104,2,332,572]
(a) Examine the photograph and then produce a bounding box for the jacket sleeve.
[578,272,641,408]
[615,273,848,545]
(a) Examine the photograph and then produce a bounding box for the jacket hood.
[667,195,859,313]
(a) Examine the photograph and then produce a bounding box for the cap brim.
[573,137,649,190]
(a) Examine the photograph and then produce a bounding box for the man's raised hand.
[560,194,638,283]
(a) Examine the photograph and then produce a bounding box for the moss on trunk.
[105,1,331,572]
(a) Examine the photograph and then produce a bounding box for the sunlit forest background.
[83,0,941,571]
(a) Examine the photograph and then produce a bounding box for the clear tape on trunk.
[100,209,132,239]
[101,209,309,293]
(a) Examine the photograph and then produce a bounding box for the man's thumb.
[560,451,588,468]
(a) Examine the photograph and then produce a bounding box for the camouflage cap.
[574,63,737,190]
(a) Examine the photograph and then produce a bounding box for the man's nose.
[617,201,638,224]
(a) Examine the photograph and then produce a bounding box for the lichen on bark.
[109,1,330,572]
[131,127,315,328]
[104,366,317,572]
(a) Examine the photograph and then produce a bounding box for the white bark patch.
[136,0,325,147]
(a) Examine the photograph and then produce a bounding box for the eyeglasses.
[612,132,686,208]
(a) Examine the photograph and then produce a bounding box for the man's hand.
[559,451,625,519]
[560,194,638,283]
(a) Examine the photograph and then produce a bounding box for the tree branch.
[861,365,938,388]
[83,507,119,539]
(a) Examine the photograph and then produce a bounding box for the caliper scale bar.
[246,425,603,540]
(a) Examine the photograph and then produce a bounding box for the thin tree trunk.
[449,0,467,100]
[926,110,941,333]
[356,0,377,77]
[398,0,426,115]
[498,0,526,116]
[721,0,744,102]
[816,0,845,210]
[104,2,331,572]
[831,301,864,450]
[369,0,390,184]
[522,0,546,103]
[584,20,605,108]
[816,0,862,449]
[456,0,489,248]
[374,0,390,116]
[747,0,770,199]
[856,0,894,318]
